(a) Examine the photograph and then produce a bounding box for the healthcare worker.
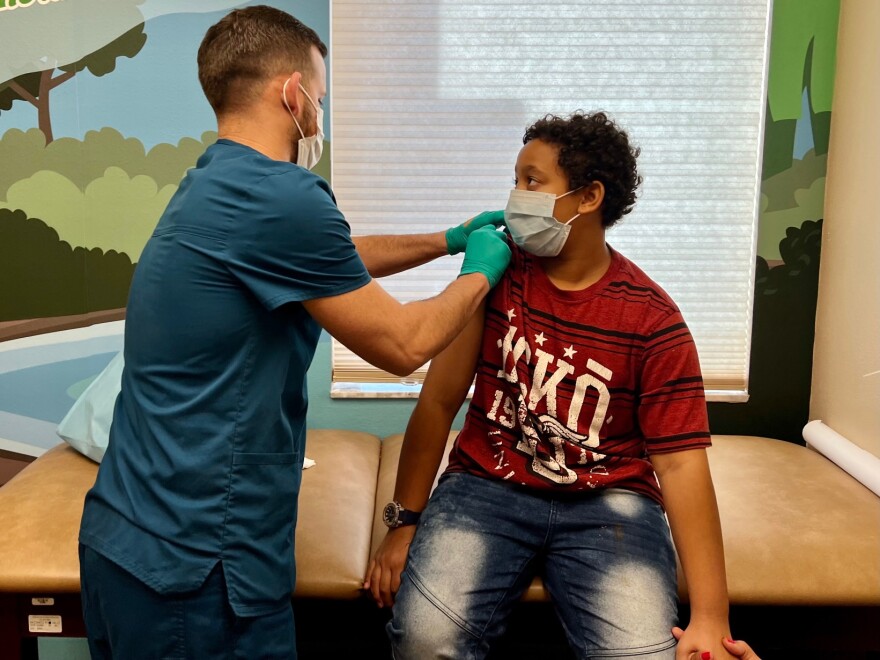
[77,6,510,659]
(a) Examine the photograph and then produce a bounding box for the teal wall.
[305,337,469,437]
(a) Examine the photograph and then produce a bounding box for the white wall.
[810,0,880,457]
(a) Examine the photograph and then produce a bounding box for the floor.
[27,594,880,658]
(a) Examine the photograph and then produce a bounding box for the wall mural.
[708,0,839,442]
[0,0,838,461]
[0,0,330,459]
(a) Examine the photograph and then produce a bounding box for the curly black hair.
[523,111,641,228]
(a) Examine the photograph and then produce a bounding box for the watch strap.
[396,507,421,527]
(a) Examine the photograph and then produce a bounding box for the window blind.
[331,0,772,401]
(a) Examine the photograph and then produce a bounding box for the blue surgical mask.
[504,188,583,257]
[282,78,324,170]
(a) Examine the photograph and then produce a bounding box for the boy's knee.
[388,615,471,660]
[387,578,480,660]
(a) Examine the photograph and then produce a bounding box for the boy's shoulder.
[608,248,681,320]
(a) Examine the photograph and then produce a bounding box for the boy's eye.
[513,176,540,186]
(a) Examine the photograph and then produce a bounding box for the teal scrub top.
[79,140,371,616]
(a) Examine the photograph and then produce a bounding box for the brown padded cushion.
[0,443,95,592]
[0,430,381,599]
[294,429,380,598]
[370,432,456,560]
[699,435,879,605]
[374,434,880,606]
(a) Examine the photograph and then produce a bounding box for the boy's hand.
[672,626,760,660]
[364,525,417,608]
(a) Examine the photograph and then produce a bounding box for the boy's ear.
[577,181,605,214]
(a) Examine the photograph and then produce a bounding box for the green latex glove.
[445,210,506,255]
[458,225,511,288]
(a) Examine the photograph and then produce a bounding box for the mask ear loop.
[282,78,306,140]
[555,185,585,200]
[561,184,592,225]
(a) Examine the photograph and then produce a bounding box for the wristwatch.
[382,501,422,529]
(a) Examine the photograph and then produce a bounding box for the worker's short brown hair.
[197,5,327,115]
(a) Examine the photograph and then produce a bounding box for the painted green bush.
[0,128,215,320]
[1,166,175,260]
[708,219,823,443]
[0,127,217,198]
[758,150,827,261]
[0,209,135,321]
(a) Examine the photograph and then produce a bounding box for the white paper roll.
[803,420,880,497]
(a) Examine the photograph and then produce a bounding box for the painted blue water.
[0,352,117,424]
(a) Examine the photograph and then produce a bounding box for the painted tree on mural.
[763,0,840,179]
[708,219,823,443]
[0,24,146,144]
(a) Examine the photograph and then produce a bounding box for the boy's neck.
[539,223,611,291]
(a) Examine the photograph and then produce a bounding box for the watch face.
[383,502,399,526]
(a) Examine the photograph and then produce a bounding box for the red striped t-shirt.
[445,244,711,505]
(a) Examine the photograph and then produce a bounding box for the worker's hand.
[721,637,762,660]
[458,225,511,287]
[445,210,505,255]
[671,621,736,660]
[672,626,760,660]
[364,525,417,608]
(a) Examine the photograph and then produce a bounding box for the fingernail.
[701,652,712,660]
[726,638,735,643]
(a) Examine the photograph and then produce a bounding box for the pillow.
[56,351,123,463]
[57,351,317,469]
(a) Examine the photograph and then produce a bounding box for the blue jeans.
[79,545,296,659]
[388,473,678,659]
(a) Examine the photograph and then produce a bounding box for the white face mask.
[282,78,324,170]
[504,187,583,257]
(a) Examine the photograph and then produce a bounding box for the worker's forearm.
[389,273,488,375]
[354,232,447,278]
